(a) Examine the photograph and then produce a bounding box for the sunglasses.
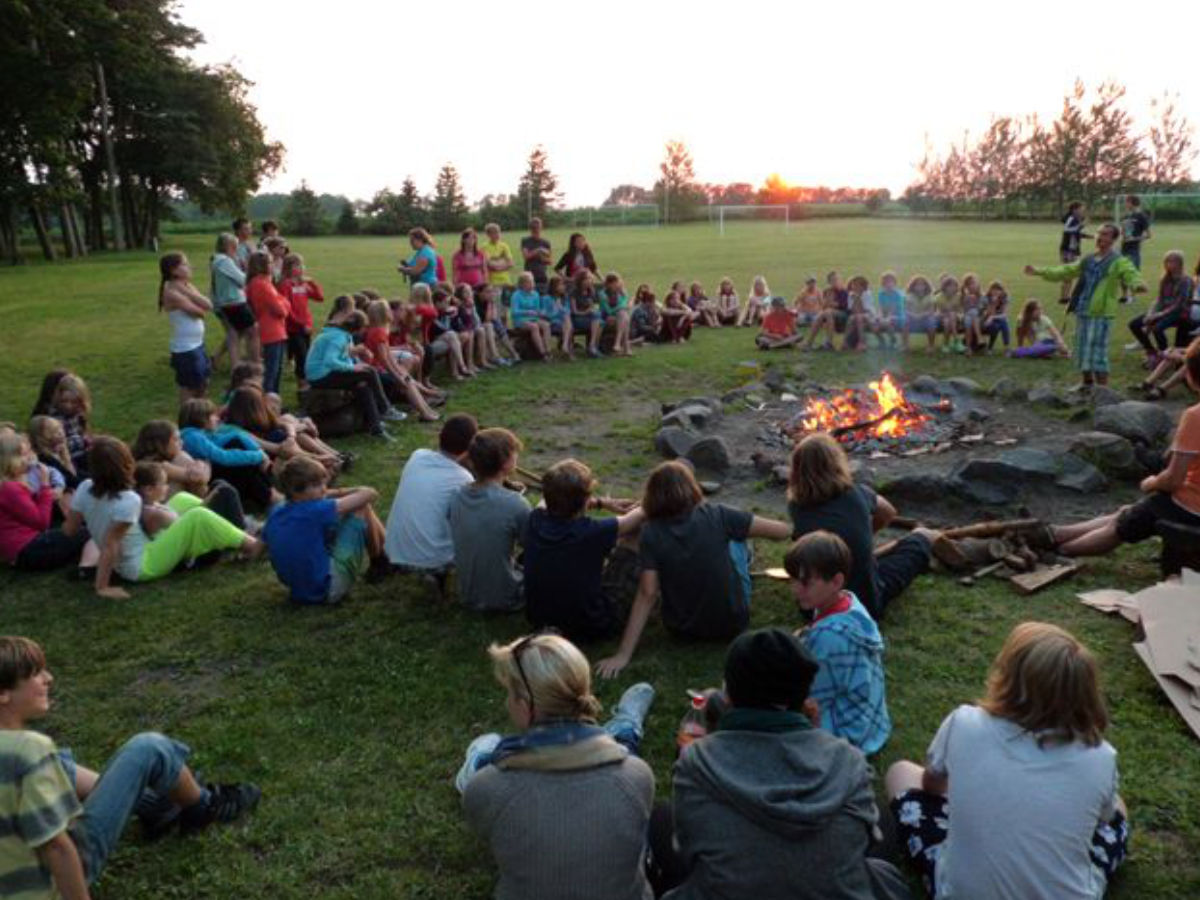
[510,628,562,721]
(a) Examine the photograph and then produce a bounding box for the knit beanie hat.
[724,628,819,711]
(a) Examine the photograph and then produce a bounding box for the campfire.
[787,372,949,448]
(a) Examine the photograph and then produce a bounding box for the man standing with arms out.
[1026,223,1146,393]
[521,218,553,293]
[1120,195,1152,303]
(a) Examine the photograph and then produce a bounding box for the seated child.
[0,432,87,571]
[906,274,938,352]
[28,414,82,495]
[715,277,739,325]
[449,429,530,612]
[48,373,93,477]
[876,271,907,349]
[0,636,260,898]
[630,285,663,344]
[785,531,890,753]
[688,281,719,327]
[422,284,472,380]
[659,290,695,343]
[540,275,575,358]
[475,283,520,365]
[983,280,1012,350]
[792,276,822,329]
[179,398,276,511]
[264,455,387,604]
[456,283,498,370]
[1008,300,1070,359]
[737,275,770,327]
[523,458,645,642]
[510,272,552,360]
[960,272,984,353]
[569,271,605,358]
[755,296,803,349]
[845,275,880,351]
[886,622,1127,900]
[362,300,440,422]
[934,275,962,353]
[599,273,633,356]
[306,308,408,434]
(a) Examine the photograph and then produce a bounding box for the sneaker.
[587,347,603,359]
[382,407,408,422]
[179,782,261,835]
[371,426,396,443]
[338,451,356,472]
[242,515,264,537]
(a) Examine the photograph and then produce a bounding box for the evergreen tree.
[515,146,562,221]
[335,199,360,235]
[281,181,327,235]
[429,164,468,232]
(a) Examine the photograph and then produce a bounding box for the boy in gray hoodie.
[657,628,909,900]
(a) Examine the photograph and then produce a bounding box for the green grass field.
[2,219,1200,898]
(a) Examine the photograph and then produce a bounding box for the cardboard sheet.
[1134,642,1200,740]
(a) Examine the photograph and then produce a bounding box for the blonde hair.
[980,622,1108,748]
[411,283,432,304]
[366,299,391,328]
[52,374,92,419]
[751,275,769,296]
[489,634,602,722]
[788,433,853,506]
[0,433,29,480]
[27,415,64,457]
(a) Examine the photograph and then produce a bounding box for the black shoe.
[365,557,392,584]
[339,452,356,472]
[179,783,261,835]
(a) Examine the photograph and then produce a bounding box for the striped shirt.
[1,731,81,900]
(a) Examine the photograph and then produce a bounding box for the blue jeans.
[262,340,286,395]
[68,733,190,883]
[985,317,1011,348]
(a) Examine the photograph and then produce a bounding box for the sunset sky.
[179,0,1200,206]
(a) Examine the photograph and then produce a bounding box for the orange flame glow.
[794,373,931,442]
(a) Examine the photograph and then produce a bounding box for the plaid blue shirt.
[802,592,891,754]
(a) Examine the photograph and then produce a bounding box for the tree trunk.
[94,61,125,251]
[29,204,56,260]
[0,205,17,265]
[58,203,78,258]
[68,203,87,256]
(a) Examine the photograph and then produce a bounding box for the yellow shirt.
[483,241,514,286]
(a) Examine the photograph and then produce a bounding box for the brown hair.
[468,428,523,480]
[979,622,1108,747]
[541,459,596,518]
[1016,299,1042,346]
[0,637,47,692]
[229,361,264,391]
[52,374,92,421]
[489,633,602,723]
[278,455,328,500]
[246,250,273,281]
[784,530,852,583]
[158,252,186,311]
[178,398,217,430]
[31,370,70,418]
[642,461,702,520]
[342,310,368,333]
[88,436,135,498]
[134,460,167,491]
[438,414,478,455]
[132,420,177,461]
[225,387,277,435]
[281,253,303,281]
[409,227,434,247]
[788,434,853,507]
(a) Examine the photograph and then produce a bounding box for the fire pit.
[786,372,947,450]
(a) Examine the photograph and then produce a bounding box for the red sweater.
[364,326,392,372]
[278,277,325,334]
[0,481,53,563]
[247,275,290,345]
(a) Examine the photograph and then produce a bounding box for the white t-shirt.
[927,704,1118,900]
[384,449,473,568]
[70,480,147,581]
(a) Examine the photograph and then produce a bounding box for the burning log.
[829,407,902,439]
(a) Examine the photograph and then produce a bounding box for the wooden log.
[829,407,902,439]
[1010,562,1081,595]
[514,465,543,487]
[942,518,1042,540]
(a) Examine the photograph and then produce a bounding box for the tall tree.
[1146,92,1197,189]
[429,164,468,232]
[515,146,561,221]
[282,181,327,235]
[602,184,654,206]
[655,139,699,224]
[335,199,360,235]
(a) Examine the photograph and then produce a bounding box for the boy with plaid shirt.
[785,531,891,754]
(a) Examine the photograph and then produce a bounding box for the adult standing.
[452,228,488,289]
[520,217,553,292]
[1025,223,1146,391]
[397,227,439,287]
[1058,202,1091,303]
[232,217,255,271]
[554,232,598,280]
[1120,194,1152,305]
[482,223,516,301]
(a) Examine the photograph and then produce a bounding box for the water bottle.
[676,690,709,754]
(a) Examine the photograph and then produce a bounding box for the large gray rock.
[1090,386,1123,408]
[1093,401,1174,447]
[1055,456,1108,494]
[1027,384,1070,409]
[763,367,786,392]
[687,436,733,473]
[661,404,717,431]
[989,377,1024,400]
[944,376,983,396]
[996,448,1060,480]
[910,375,941,395]
[662,396,721,415]
[848,460,877,488]
[879,474,953,504]
[949,459,1024,504]
[1068,431,1145,480]
[655,427,697,460]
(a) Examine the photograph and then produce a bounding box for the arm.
[1,481,55,530]
[334,486,379,515]
[613,505,646,536]
[1119,257,1149,294]
[921,768,949,795]
[95,520,131,599]
[1141,450,1194,494]
[61,509,83,538]
[37,831,90,900]
[747,515,791,540]
[596,569,658,678]
[1024,261,1082,283]
[189,432,264,468]
[872,494,897,533]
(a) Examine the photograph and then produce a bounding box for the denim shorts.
[170,346,211,389]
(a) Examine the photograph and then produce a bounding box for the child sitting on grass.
[0,636,261,899]
[845,275,880,351]
[960,272,985,353]
[49,373,93,477]
[179,398,276,512]
[599,273,633,356]
[715,277,739,325]
[792,276,822,330]
[630,285,663,344]
[448,428,530,612]
[659,290,695,343]
[785,531,890,754]
[540,275,574,358]
[737,275,770,327]
[886,622,1128,900]
[264,455,387,604]
[0,432,88,571]
[510,272,553,360]
[1008,300,1070,359]
[688,281,720,327]
[755,295,803,349]
[983,280,1012,351]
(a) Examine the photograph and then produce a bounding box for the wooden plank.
[1010,562,1081,595]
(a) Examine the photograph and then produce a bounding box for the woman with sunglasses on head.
[455,632,656,900]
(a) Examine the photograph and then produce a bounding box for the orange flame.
[794,372,930,442]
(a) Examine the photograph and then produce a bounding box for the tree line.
[0,0,282,263]
[902,81,1197,219]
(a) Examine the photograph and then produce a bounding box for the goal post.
[1110,192,1200,226]
[711,204,790,236]
[573,204,661,228]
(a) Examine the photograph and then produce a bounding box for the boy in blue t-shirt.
[785,530,891,754]
[264,456,387,603]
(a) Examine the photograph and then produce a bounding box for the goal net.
[572,205,660,228]
[710,204,790,236]
[1109,193,1200,225]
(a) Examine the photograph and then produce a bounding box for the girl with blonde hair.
[886,622,1128,900]
[0,432,88,570]
[737,275,770,327]
[787,433,937,618]
[456,632,656,900]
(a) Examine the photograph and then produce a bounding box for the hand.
[595,655,629,680]
[97,586,131,600]
[35,462,50,485]
[1023,265,1036,276]
[1140,475,1158,493]
[606,497,636,514]
[259,456,272,472]
[1134,285,1148,294]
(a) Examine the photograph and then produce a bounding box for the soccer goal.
[710,204,790,236]
[572,204,661,229]
[1110,193,1200,225]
